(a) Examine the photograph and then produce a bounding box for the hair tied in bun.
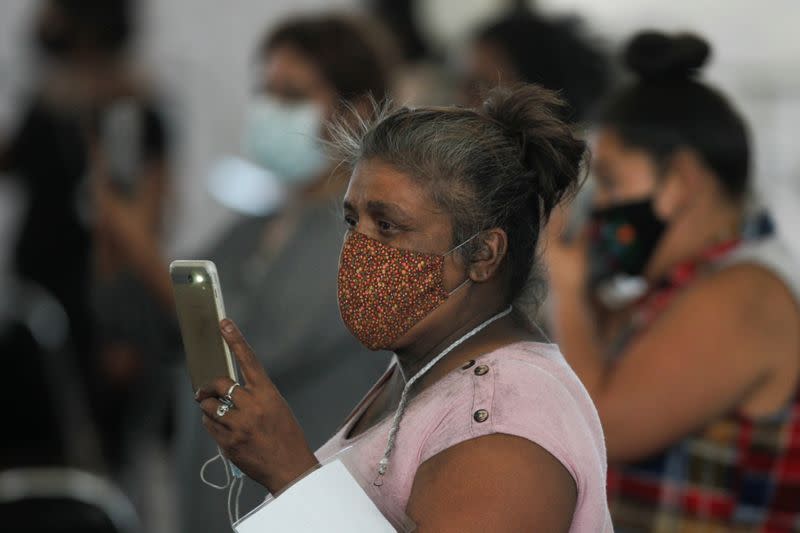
[625,31,710,82]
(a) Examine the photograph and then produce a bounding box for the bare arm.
[553,264,798,462]
[406,434,577,532]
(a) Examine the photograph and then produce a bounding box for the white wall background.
[1,0,798,261]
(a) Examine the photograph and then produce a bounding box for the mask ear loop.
[531,320,552,344]
[444,231,482,256]
[443,231,483,295]
[447,277,471,296]
[444,231,551,342]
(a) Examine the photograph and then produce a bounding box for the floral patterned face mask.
[587,198,666,287]
[337,231,475,350]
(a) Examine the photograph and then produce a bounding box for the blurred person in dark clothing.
[0,0,175,473]
[546,32,800,531]
[0,0,132,379]
[462,3,610,121]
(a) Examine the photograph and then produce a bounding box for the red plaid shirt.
[607,240,800,532]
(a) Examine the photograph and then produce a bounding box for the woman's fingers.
[194,321,317,492]
[195,376,240,402]
[220,319,274,389]
[198,397,236,429]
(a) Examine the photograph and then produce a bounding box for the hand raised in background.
[543,202,590,295]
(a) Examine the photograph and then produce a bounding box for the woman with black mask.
[547,32,800,531]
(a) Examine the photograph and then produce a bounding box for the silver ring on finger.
[223,382,240,406]
[216,401,231,418]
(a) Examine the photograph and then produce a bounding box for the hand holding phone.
[194,319,319,494]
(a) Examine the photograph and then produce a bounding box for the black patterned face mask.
[587,198,666,286]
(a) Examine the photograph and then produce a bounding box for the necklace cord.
[374,305,513,485]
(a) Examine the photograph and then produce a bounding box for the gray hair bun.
[481,84,584,220]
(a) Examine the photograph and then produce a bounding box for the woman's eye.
[377,220,394,232]
[343,215,357,228]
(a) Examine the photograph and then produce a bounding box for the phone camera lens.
[187,274,194,283]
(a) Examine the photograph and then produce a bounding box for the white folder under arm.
[233,459,400,532]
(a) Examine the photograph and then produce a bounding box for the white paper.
[234,460,396,533]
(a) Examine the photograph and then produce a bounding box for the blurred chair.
[0,468,139,533]
[0,278,103,470]
[0,279,140,531]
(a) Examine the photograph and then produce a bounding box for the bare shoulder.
[407,434,576,533]
[675,262,800,379]
[661,260,800,416]
[687,262,799,329]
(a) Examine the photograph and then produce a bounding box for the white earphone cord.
[374,305,513,485]
[201,446,244,530]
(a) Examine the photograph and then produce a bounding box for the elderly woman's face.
[342,157,471,299]
[343,159,453,254]
[340,158,513,351]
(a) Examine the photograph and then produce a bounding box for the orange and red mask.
[337,231,474,350]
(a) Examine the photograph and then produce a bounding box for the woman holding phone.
[195,84,612,531]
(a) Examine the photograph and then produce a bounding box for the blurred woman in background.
[462,2,609,121]
[0,0,174,476]
[547,31,800,531]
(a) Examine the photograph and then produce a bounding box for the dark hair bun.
[625,31,710,81]
[482,84,585,218]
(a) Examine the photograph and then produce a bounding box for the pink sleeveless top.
[315,341,613,531]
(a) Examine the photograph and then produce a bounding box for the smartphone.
[100,99,143,197]
[170,260,237,392]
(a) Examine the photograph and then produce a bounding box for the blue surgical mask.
[241,95,328,185]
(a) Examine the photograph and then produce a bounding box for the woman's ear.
[467,228,508,283]
[654,149,704,221]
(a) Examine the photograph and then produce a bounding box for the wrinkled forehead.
[343,159,444,219]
